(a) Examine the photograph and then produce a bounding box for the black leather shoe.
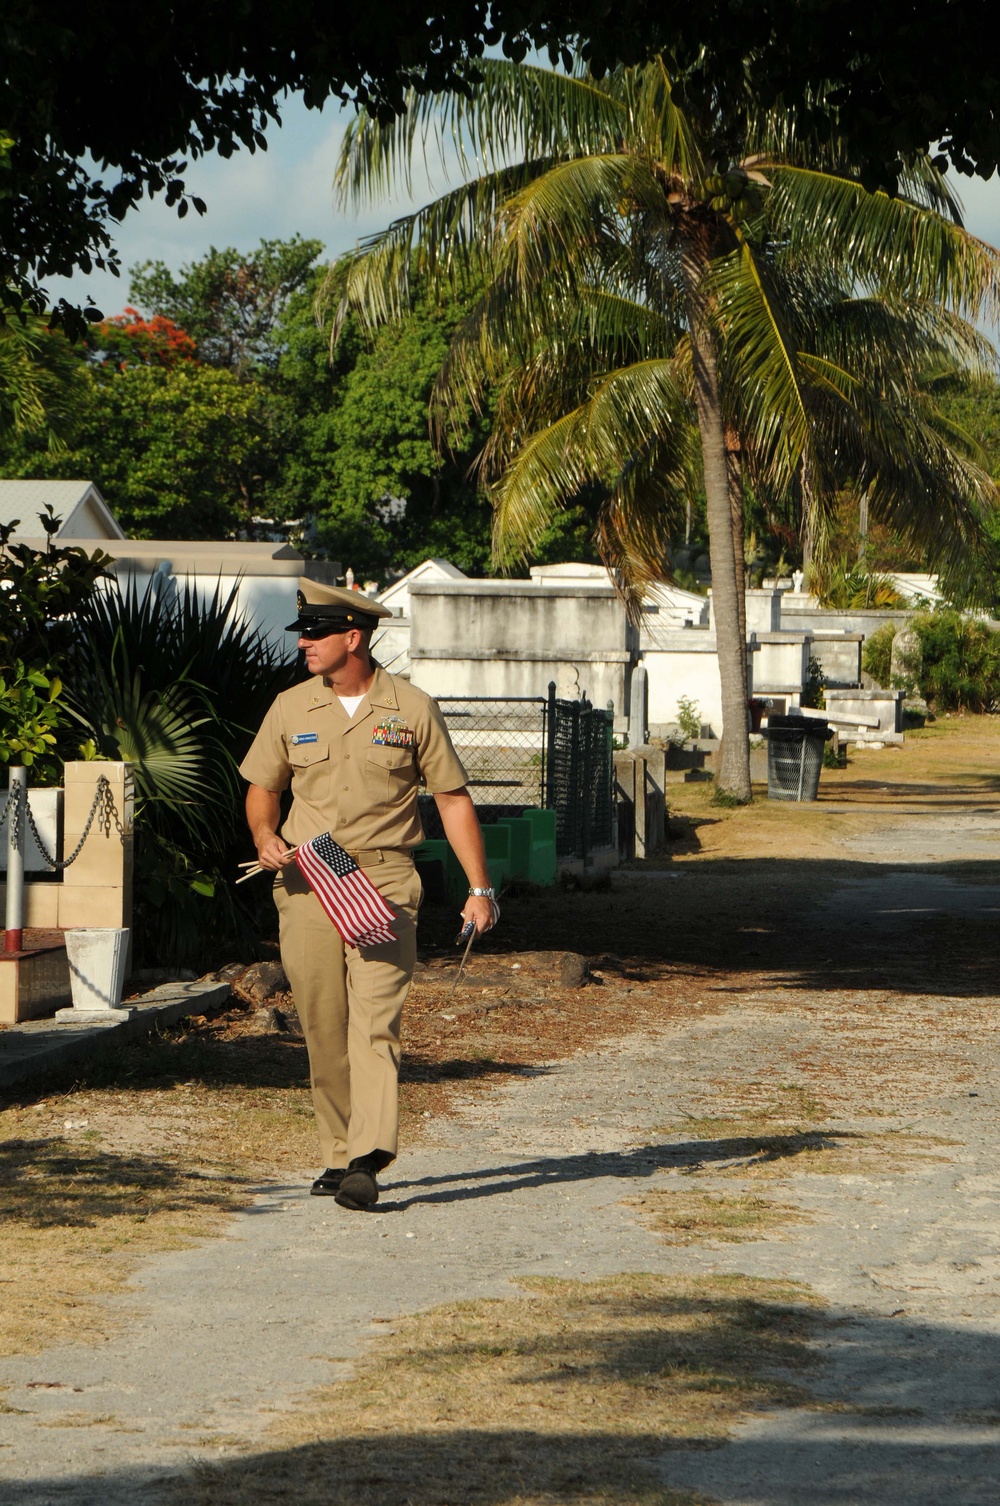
[310,1167,346,1196]
[334,1154,380,1210]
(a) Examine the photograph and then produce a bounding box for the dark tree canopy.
[3,0,999,331]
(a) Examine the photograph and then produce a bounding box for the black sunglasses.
[298,624,351,642]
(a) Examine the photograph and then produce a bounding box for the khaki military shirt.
[239,666,468,851]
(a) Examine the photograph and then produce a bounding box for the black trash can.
[766,714,832,802]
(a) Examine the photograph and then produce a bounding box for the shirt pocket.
[287,741,331,801]
[366,744,417,801]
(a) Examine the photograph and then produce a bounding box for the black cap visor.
[287,613,378,636]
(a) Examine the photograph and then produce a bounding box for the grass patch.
[667,1110,953,1180]
[628,1187,808,1244]
[184,1272,823,1506]
[0,1020,320,1359]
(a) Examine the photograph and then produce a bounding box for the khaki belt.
[348,847,410,867]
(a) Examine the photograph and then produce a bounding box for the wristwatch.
[468,886,496,898]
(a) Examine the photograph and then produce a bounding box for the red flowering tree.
[87,308,197,369]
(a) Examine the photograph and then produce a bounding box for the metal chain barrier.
[17,774,126,870]
[0,784,18,833]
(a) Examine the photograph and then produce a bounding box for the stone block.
[62,762,133,890]
[57,885,131,930]
[0,883,61,929]
[0,943,72,1024]
[825,689,905,734]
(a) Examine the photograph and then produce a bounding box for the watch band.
[468,886,496,897]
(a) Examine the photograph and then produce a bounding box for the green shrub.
[804,655,827,710]
[0,663,65,782]
[907,609,1000,713]
[862,622,897,689]
[811,558,908,610]
[675,695,701,744]
[0,508,111,774]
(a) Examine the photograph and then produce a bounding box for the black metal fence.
[545,685,615,857]
[421,688,616,860]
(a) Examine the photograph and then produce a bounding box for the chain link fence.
[419,690,615,860]
[420,696,547,838]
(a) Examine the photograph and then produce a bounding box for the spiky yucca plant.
[67,576,298,967]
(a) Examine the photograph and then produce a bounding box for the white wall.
[409,579,637,723]
[643,640,724,737]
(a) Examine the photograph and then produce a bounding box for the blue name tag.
[290,732,318,746]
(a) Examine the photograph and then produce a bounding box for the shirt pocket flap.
[288,742,330,768]
[367,745,413,772]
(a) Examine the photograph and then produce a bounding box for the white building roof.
[529,561,611,581]
[0,480,126,540]
[378,558,467,615]
[10,536,334,579]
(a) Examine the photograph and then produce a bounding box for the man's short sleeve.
[239,697,292,791]
[416,696,470,793]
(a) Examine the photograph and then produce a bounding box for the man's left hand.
[462,894,499,935]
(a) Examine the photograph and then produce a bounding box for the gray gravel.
[4,860,1000,1503]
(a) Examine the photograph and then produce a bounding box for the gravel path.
[4,837,1000,1502]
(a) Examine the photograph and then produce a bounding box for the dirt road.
[3,719,1000,1505]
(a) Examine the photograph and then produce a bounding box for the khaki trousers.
[273,853,422,1168]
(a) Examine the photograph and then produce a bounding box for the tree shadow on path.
[378,1129,855,1211]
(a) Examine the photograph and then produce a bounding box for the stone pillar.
[59,763,134,933]
[613,747,666,861]
[629,665,648,747]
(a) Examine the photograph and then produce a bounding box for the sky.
[45,92,1000,322]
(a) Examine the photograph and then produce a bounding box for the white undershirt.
[337,694,366,719]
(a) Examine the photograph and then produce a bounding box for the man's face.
[298,627,356,677]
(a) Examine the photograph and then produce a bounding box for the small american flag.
[295,833,398,947]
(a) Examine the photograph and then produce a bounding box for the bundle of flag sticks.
[235,852,298,884]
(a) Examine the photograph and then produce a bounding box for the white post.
[629,665,648,747]
[4,767,26,953]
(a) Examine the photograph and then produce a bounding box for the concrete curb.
[0,980,232,1092]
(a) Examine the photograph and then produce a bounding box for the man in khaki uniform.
[240,579,497,1211]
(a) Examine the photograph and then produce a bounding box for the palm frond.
[492,357,693,571]
[762,165,1000,322]
[335,59,628,210]
[713,241,816,495]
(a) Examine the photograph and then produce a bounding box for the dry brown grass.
[627,1187,808,1245]
[0,1030,320,1357]
[185,1272,823,1506]
[662,713,1000,865]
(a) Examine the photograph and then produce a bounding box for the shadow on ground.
[438,857,1000,999]
[0,1136,242,1228]
[0,1028,535,1108]
[378,1132,854,1211]
[5,1304,1000,1505]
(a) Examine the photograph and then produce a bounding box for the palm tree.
[327,59,1000,798]
[0,309,88,447]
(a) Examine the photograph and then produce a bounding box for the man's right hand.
[256,835,297,870]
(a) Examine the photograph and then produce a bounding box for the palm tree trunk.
[800,458,817,582]
[726,426,747,648]
[682,229,751,801]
